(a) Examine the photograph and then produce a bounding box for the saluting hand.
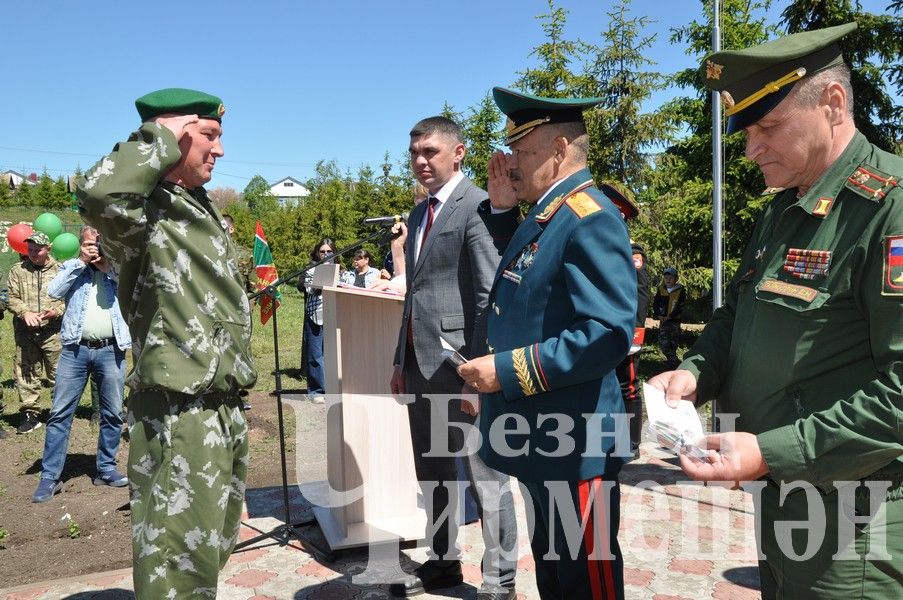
[487,151,518,211]
[151,113,200,142]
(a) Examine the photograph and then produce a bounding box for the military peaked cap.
[135,88,226,122]
[492,87,603,145]
[701,22,857,133]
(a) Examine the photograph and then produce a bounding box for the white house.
[1,170,37,190]
[269,176,310,207]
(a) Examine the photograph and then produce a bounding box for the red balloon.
[7,223,33,255]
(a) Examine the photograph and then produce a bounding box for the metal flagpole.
[711,0,723,431]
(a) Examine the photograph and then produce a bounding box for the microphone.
[362,213,409,226]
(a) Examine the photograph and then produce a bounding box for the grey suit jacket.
[393,176,500,385]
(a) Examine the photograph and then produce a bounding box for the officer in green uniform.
[650,23,903,599]
[458,88,636,600]
[78,88,257,599]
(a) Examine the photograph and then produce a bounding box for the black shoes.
[16,413,41,434]
[389,560,464,597]
[388,561,516,599]
[477,586,517,600]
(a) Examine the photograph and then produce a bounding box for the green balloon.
[51,232,80,260]
[33,212,63,240]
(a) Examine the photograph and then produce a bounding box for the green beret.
[135,88,225,122]
[701,22,857,133]
[492,87,604,145]
[26,231,50,246]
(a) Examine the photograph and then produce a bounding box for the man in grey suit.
[389,116,518,600]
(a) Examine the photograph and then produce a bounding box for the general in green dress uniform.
[650,23,903,599]
[78,88,257,599]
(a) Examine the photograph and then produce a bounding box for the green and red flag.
[253,221,281,323]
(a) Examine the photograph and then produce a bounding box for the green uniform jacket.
[8,257,64,331]
[681,132,902,595]
[77,123,257,395]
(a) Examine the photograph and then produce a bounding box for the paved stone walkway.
[0,443,761,599]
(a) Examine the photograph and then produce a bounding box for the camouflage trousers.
[128,389,248,599]
[13,326,61,414]
[658,319,681,369]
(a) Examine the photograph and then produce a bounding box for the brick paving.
[0,443,761,599]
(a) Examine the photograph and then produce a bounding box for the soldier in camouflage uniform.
[8,231,64,434]
[77,88,257,599]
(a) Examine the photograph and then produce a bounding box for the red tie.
[421,195,439,240]
[407,196,440,347]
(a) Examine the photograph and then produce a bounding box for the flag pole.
[711,0,723,431]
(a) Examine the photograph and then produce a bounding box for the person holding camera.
[32,225,131,502]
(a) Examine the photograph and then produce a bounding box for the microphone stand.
[233,225,400,561]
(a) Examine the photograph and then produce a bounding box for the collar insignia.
[811,197,834,217]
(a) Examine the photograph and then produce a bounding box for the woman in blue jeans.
[299,238,336,403]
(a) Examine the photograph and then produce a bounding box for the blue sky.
[0,0,894,191]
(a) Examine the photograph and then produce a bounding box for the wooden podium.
[310,283,426,549]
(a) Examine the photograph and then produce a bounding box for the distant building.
[1,170,37,190]
[270,176,310,207]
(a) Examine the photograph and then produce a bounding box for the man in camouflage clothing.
[77,88,257,599]
[8,231,64,434]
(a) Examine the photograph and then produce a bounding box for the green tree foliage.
[579,0,676,192]
[636,0,777,301]
[781,0,903,153]
[228,159,412,278]
[462,93,504,189]
[0,179,13,207]
[33,173,70,209]
[516,0,583,96]
[890,1,903,114]
[243,174,279,216]
[11,174,36,206]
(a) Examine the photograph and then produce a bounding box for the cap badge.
[720,90,735,109]
[217,104,226,118]
[706,60,724,80]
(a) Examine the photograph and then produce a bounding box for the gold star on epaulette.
[706,60,724,80]
[850,170,870,185]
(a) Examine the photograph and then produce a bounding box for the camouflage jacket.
[77,123,257,395]
[235,244,257,296]
[8,257,64,331]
